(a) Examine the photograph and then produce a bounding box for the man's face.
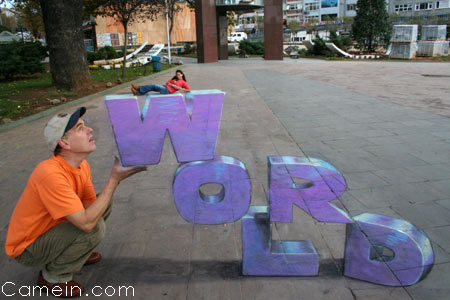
[62,118,96,154]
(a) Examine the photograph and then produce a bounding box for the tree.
[14,0,44,38]
[351,0,391,52]
[1,9,18,32]
[288,20,300,32]
[86,0,162,78]
[227,11,235,35]
[40,0,93,91]
[165,0,183,37]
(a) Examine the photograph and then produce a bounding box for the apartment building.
[285,0,304,24]
[339,0,358,18]
[284,0,343,24]
[387,0,450,19]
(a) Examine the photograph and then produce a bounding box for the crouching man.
[5,107,146,298]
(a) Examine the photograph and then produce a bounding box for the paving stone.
[350,287,412,300]
[404,163,450,181]
[435,199,450,210]
[341,171,390,189]
[392,202,450,228]
[425,226,450,251]
[405,263,450,300]
[372,168,426,184]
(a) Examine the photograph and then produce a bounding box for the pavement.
[1,56,450,299]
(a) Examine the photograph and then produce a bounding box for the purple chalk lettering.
[344,213,434,286]
[172,155,251,224]
[242,206,320,276]
[268,156,352,223]
[105,91,224,166]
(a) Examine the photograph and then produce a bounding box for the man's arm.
[66,157,146,232]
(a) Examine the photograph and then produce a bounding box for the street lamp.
[165,0,171,65]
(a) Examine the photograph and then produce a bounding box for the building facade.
[94,3,196,48]
[283,0,345,25]
[387,0,450,20]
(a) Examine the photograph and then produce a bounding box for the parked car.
[228,32,248,43]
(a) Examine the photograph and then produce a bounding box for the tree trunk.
[40,0,92,91]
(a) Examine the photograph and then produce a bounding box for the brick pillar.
[264,0,283,60]
[217,9,228,60]
[195,0,218,63]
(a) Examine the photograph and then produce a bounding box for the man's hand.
[110,157,147,184]
[66,157,147,232]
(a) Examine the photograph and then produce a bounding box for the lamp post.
[165,0,171,64]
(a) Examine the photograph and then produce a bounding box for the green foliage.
[86,46,123,63]
[0,41,47,79]
[288,20,301,32]
[239,40,264,55]
[352,0,391,52]
[329,30,353,51]
[0,63,176,120]
[0,24,11,32]
[14,0,45,38]
[311,37,332,56]
[184,43,195,54]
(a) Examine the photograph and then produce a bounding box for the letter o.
[173,155,251,224]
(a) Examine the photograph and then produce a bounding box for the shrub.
[86,51,98,64]
[239,40,264,55]
[86,46,123,63]
[311,37,332,56]
[329,31,353,51]
[0,41,47,79]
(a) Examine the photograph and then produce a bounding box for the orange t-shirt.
[5,155,96,258]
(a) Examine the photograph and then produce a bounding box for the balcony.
[216,0,264,10]
[286,9,301,15]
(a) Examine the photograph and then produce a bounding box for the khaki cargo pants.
[15,203,111,283]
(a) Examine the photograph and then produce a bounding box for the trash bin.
[151,55,161,72]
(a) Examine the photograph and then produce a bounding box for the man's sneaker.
[37,271,83,298]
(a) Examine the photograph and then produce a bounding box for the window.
[347,4,356,11]
[436,1,450,8]
[395,3,413,11]
[110,33,120,47]
[415,2,433,10]
[305,3,319,11]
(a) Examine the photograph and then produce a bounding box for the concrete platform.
[1,57,450,299]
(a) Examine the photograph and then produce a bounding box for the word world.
[105,91,434,287]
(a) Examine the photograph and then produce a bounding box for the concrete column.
[195,0,219,63]
[264,0,283,60]
[217,9,229,60]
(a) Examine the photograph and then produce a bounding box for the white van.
[228,32,248,43]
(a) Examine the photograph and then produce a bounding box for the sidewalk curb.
[0,65,183,133]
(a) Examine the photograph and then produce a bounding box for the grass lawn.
[0,63,174,123]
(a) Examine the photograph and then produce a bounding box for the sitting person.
[5,107,147,298]
[131,69,191,96]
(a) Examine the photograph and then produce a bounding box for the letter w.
[105,91,225,166]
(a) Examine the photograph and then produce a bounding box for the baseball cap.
[44,107,86,151]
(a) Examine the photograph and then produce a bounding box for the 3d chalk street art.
[105,91,434,286]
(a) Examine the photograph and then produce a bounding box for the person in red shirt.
[5,107,147,297]
[131,69,191,95]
